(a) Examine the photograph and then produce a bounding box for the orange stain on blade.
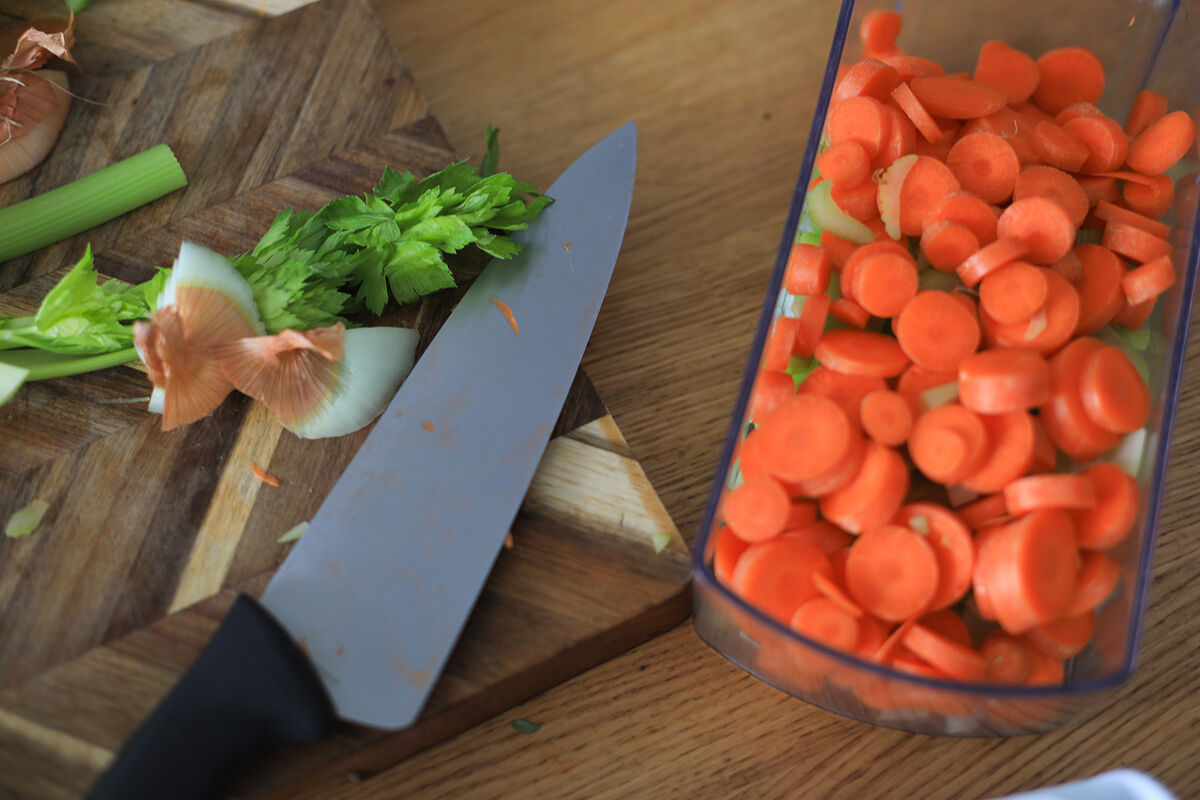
[249,463,280,487]
[490,297,519,335]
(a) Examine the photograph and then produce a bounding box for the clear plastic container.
[691,0,1200,736]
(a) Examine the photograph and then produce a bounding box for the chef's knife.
[87,121,636,800]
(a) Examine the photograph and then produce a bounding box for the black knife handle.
[86,594,337,800]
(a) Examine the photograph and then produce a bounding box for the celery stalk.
[0,144,188,264]
[0,347,138,381]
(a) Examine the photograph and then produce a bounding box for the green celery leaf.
[480,125,500,178]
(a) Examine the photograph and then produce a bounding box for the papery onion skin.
[0,70,70,183]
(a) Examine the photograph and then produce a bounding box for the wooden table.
[342,1,1200,798]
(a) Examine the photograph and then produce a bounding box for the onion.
[0,69,70,183]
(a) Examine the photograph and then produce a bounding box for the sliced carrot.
[1102,221,1172,264]
[920,220,979,272]
[896,364,958,415]
[973,508,1080,634]
[980,268,1080,355]
[859,389,912,446]
[736,427,769,482]
[902,622,987,679]
[909,402,988,484]
[833,58,902,106]
[898,155,962,236]
[1113,295,1155,329]
[722,475,792,542]
[872,104,918,170]
[879,54,946,82]
[996,196,1076,265]
[831,177,881,222]
[958,348,1049,413]
[894,290,981,371]
[1005,473,1097,516]
[762,315,800,371]
[971,522,1005,621]
[958,493,1010,530]
[1125,88,1168,138]
[945,132,1021,204]
[756,394,857,484]
[853,612,892,660]
[1033,46,1106,114]
[1039,337,1121,460]
[1071,243,1126,335]
[961,410,1037,495]
[845,524,939,622]
[811,570,865,618]
[1095,169,1159,187]
[1031,121,1090,172]
[1053,101,1105,126]
[794,293,832,357]
[927,190,998,244]
[820,441,910,535]
[815,329,911,378]
[872,618,916,663]
[798,365,886,429]
[829,298,870,329]
[1013,165,1089,229]
[840,240,911,303]
[1079,344,1151,433]
[859,10,903,54]
[1122,174,1175,220]
[1052,249,1083,283]
[972,40,1039,105]
[979,261,1048,324]
[851,250,918,317]
[790,596,861,651]
[1031,417,1058,473]
[1077,174,1120,207]
[1126,110,1196,175]
[749,369,795,421]
[917,608,972,647]
[1062,115,1129,174]
[913,120,959,161]
[783,499,819,530]
[891,82,943,143]
[730,537,834,624]
[1064,550,1120,615]
[980,630,1032,683]
[909,75,1007,119]
[784,242,833,297]
[895,502,975,610]
[783,520,853,553]
[820,229,860,269]
[816,140,871,190]
[714,525,751,585]
[1071,462,1139,550]
[1024,645,1065,685]
[957,236,1030,286]
[1026,610,1096,659]
[791,423,867,501]
[828,95,891,158]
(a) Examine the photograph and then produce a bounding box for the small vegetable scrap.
[250,463,280,487]
[510,718,541,734]
[718,10,1193,704]
[5,498,48,537]
[0,12,77,183]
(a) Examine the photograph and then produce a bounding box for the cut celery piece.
[0,144,187,264]
[0,362,29,404]
[878,154,917,241]
[0,347,139,382]
[919,381,959,411]
[806,181,873,244]
[5,499,48,538]
[1109,428,1149,478]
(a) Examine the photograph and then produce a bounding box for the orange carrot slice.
[997,196,1076,265]
[920,219,980,271]
[1079,345,1151,434]
[902,622,987,680]
[1026,610,1096,659]
[909,402,988,484]
[958,493,1010,530]
[927,191,998,245]
[1004,473,1097,515]
[1024,645,1066,685]
[730,537,834,624]
[1013,165,1090,229]
[979,261,1048,324]
[833,58,902,105]
[1071,462,1139,550]
[815,329,911,378]
[828,95,891,158]
[783,520,853,552]
[958,348,1050,413]
[1064,550,1120,615]
[846,524,939,622]
[980,630,1032,682]
[1122,254,1175,305]
[1033,46,1105,114]
[784,242,832,296]
[1039,337,1121,461]
[957,236,1030,286]
[790,596,862,651]
[898,155,962,236]
[894,290,981,371]
[895,502,975,610]
[1072,243,1126,335]
[961,410,1037,495]
[850,250,918,317]
[1125,89,1168,138]
[762,315,800,371]
[909,75,1007,119]
[891,82,943,144]
[945,131,1021,204]
[974,509,1080,634]
[794,293,832,357]
[820,441,909,534]
[798,365,886,429]
[816,140,871,190]
[980,268,1080,356]
[1102,221,1172,264]
[972,40,1039,105]
[829,298,870,329]
[1126,110,1196,175]
[714,525,751,585]
[722,475,792,542]
[756,394,857,484]
[859,389,912,446]
[812,570,865,618]
[1031,121,1090,173]
[859,10,903,54]
[749,369,795,421]
[1122,174,1175,220]
[1062,115,1128,174]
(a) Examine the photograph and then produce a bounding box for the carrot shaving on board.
[250,463,280,487]
[491,297,519,335]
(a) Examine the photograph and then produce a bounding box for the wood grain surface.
[0,1,688,797]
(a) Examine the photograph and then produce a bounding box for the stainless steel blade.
[259,122,637,729]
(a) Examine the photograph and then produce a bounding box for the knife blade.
[86,121,636,800]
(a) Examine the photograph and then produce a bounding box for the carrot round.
[832,177,882,223]
[957,236,1031,286]
[890,82,943,144]
[783,500,820,532]
[920,220,979,272]
[918,608,972,647]
[914,121,959,161]
[958,348,1050,413]
[1031,417,1058,474]
[1125,89,1168,138]
[1113,296,1155,330]
[962,410,1038,495]
[1033,46,1105,114]
[828,95,891,159]
[979,261,1048,324]
[1102,221,1172,264]
[749,369,795,421]
[958,493,1011,530]
[833,58,902,106]
[1032,121,1090,173]
[859,389,912,447]
[1126,109,1196,175]
[909,402,987,484]
[1054,101,1105,126]
[1122,254,1175,306]
[815,329,911,378]
[784,242,833,297]
[1122,174,1175,220]
[1004,473,1097,515]
[859,10,903,54]
[1065,549,1120,615]
[1013,165,1089,229]
[791,432,867,499]
[811,570,864,618]
[1024,646,1066,685]
[1062,115,1128,174]
[1079,344,1151,434]
[820,441,909,534]
[879,53,945,82]
[722,475,793,542]
[1026,610,1096,660]
[980,268,1080,355]
[997,196,1075,265]
[790,596,861,651]
[909,75,1007,119]
[1039,337,1121,461]
[980,630,1033,683]
[902,622,987,680]
[840,240,911,303]
[972,40,1039,105]
[798,365,886,430]
[1072,243,1126,335]
[851,250,918,317]
[974,509,1080,634]
[783,520,853,553]
[714,525,751,586]
[756,394,857,484]
[895,155,961,237]
[762,315,800,371]
[895,502,975,611]
[794,293,831,357]
[816,140,871,190]
[730,537,834,624]
[894,290,981,372]
[873,104,918,170]
[820,229,860,268]
[829,298,870,329]
[945,132,1021,204]
[736,428,769,482]
[1077,174,1120,207]
[845,524,939,622]
[1071,462,1139,550]
[852,612,891,660]
[927,191,998,245]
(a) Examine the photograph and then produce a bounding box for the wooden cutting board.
[0,1,691,796]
